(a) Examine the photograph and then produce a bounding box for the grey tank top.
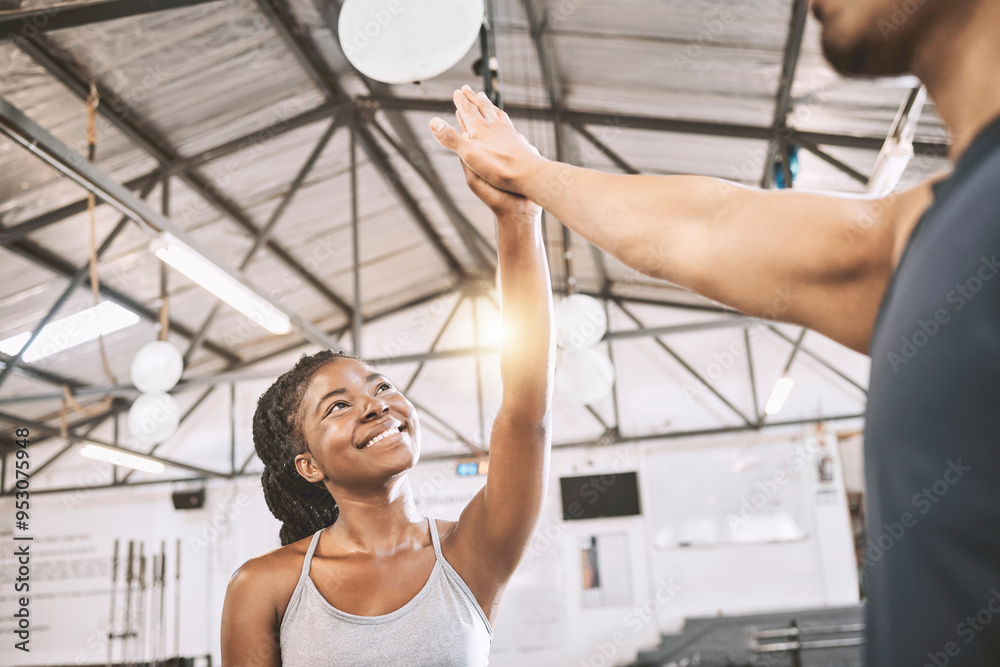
[279,517,492,666]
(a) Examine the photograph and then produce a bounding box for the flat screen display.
[559,472,641,520]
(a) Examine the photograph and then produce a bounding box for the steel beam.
[409,398,486,456]
[568,120,640,175]
[765,324,868,395]
[14,411,867,492]
[369,117,497,271]
[0,102,340,248]
[405,293,466,393]
[0,173,152,246]
[759,327,807,425]
[0,0,220,39]
[744,327,761,423]
[182,114,348,364]
[354,122,466,276]
[419,412,868,460]
[18,405,118,484]
[253,0,348,103]
[522,0,563,110]
[0,310,759,402]
[350,122,362,354]
[0,176,159,391]
[15,38,353,321]
[616,301,755,427]
[0,95,336,349]
[797,136,870,186]
[358,96,950,157]
[3,234,242,365]
[166,101,343,174]
[0,410,231,478]
[761,0,809,189]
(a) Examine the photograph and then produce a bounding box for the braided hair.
[252,349,361,546]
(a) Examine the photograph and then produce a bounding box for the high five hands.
[430,85,545,220]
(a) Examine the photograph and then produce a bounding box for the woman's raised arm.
[440,90,556,596]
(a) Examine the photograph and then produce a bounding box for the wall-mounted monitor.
[559,472,641,520]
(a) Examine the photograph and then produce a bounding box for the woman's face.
[295,358,420,491]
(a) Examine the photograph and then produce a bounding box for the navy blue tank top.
[864,113,1000,665]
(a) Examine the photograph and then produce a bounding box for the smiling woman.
[219,88,555,667]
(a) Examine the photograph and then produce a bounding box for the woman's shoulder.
[226,534,317,605]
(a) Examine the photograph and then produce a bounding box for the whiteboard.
[646,440,813,548]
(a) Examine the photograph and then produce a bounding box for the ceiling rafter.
[13,36,356,321]
[760,0,810,189]
[0,175,160,392]
[359,95,949,156]
[0,0,221,38]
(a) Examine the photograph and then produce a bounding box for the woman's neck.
[325,475,428,555]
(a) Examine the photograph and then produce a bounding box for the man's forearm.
[514,160,739,289]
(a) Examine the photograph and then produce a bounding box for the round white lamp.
[338,0,485,84]
[131,340,184,393]
[128,392,181,445]
[555,294,608,351]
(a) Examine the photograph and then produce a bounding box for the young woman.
[220,89,554,666]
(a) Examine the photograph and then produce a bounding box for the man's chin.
[821,33,912,78]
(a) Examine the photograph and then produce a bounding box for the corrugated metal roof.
[0,0,947,481]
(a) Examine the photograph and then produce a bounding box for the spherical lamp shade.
[555,294,608,351]
[131,340,184,393]
[128,392,181,445]
[338,0,485,84]
[556,347,615,405]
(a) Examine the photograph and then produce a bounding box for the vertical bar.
[173,538,180,659]
[113,414,119,485]
[744,327,761,426]
[471,296,486,447]
[603,299,622,434]
[229,382,236,475]
[479,0,502,108]
[350,121,362,355]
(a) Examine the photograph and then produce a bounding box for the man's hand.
[441,95,542,222]
[430,85,546,194]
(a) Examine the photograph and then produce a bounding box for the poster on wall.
[580,533,632,607]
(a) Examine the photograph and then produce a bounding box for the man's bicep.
[675,186,901,351]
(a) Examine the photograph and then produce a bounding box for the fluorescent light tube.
[0,301,140,363]
[764,375,795,416]
[150,233,291,334]
[80,444,165,474]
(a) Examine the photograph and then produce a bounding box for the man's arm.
[432,86,934,354]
